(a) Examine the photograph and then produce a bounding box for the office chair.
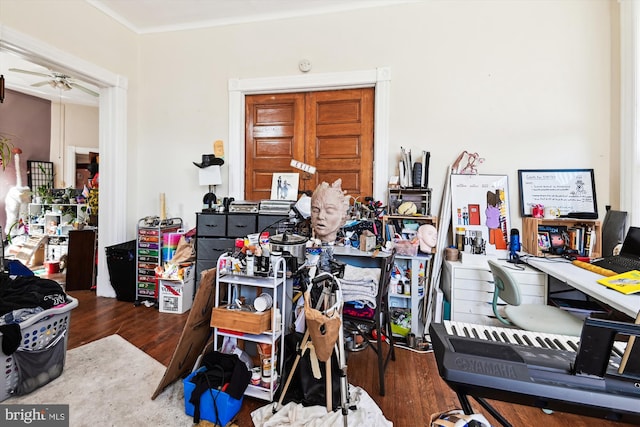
[342,249,396,396]
[602,208,628,257]
[487,260,584,336]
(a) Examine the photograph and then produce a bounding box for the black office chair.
[341,249,396,396]
[602,207,628,257]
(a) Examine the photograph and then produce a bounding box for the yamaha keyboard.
[429,319,640,426]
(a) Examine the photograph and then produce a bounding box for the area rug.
[6,334,192,426]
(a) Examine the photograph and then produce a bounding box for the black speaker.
[602,207,628,257]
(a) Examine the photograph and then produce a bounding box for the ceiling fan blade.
[31,81,51,87]
[69,82,99,97]
[9,68,51,78]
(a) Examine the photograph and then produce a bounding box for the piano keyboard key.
[443,320,628,363]
[553,338,567,351]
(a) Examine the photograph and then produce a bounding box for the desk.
[526,257,640,318]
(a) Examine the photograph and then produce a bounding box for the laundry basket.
[0,296,79,401]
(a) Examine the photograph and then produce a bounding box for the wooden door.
[245,93,305,201]
[245,88,374,201]
[65,229,96,291]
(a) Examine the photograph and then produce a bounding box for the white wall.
[50,103,99,188]
[3,0,618,239]
[137,0,617,233]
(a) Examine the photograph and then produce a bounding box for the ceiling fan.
[9,68,99,97]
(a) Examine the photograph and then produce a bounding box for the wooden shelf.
[382,215,437,242]
[522,217,601,258]
[388,188,432,216]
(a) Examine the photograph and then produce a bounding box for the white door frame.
[228,67,391,202]
[0,25,128,297]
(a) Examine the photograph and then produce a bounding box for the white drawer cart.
[441,259,547,326]
[213,254,287,401]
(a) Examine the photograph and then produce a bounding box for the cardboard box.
[210,306,272,334]
[159,265,195,314]
[359,232,377,252]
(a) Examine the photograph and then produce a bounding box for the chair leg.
[375,306,398,396]
[376,321,386,396]
[384,307,396,362]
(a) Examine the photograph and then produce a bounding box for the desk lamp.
[199,165,222,212]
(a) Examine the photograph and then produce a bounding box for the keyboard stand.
[457,392,513,427]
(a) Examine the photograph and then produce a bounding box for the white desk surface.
[525,257,640,319]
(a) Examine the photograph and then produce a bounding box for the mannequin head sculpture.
[417,224,438,253]
[310,179,349,243]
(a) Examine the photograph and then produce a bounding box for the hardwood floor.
[66,290,636,426]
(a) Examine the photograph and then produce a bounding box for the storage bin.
[183,367,243,425]
[106,240,136,302]
[158,265,195,314]
[391,323,410,337]
[393,238,419,256]
[210,306,272,334]
[0,296,78,402]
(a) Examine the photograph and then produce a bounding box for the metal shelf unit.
[213,254,287,401]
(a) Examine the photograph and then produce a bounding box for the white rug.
[6,334,192,426]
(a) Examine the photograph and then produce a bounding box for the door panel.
[316,137,362,157]
[245,88,373,201]
[306,88,374,199]
[246,94,305,201]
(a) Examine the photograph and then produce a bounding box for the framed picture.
[270,173,299,201]
[450,174,511,257]
[518,169,598,218]
[537,231,551,250]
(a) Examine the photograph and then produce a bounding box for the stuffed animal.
[417,224,437,253]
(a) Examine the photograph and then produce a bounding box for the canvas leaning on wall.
[450,174,511,258]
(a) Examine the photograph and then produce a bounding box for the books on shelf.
[597,270,640,294]
[537,223,596,257]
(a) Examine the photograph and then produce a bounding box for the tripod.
[273,270,350,426]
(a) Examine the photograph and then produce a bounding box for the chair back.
[377,249,396,304]
[487,260,521,325]
[602,208,628,257]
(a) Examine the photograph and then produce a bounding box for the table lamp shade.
[199,165,222,186]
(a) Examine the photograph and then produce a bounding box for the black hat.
[193,154,224,168]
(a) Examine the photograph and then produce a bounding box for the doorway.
[65,146,99,190]
[244,88,374,200]
[1,27,128,297]
[228,67,391,202]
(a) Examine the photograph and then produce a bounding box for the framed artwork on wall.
[518,169,598,219]
[450,174,511,258]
